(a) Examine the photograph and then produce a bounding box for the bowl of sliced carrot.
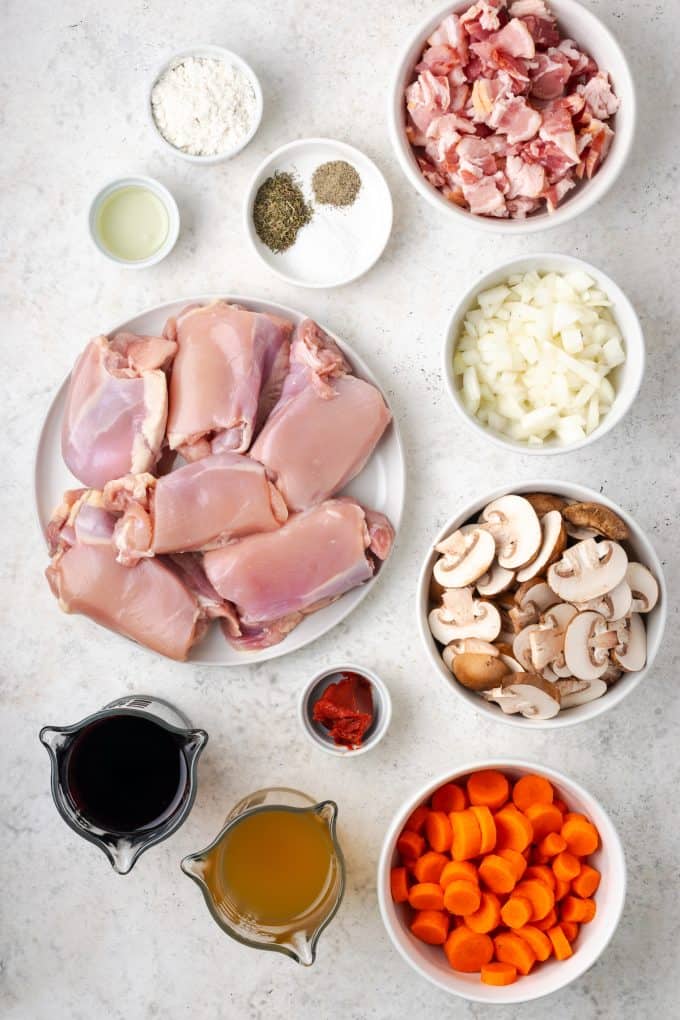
[377,761,626,1003]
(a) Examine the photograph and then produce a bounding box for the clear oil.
[96,185,169,262]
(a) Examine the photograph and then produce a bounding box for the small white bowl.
[443,253,645,455]
[417,480,667,730]
[88,175,180,269]
[244,138,393,288]
[148,45,263,164]
[388,0,636,233]
[298,663,392,757]
[378,759,627,1003]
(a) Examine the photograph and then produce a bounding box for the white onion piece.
[454,271,625,445]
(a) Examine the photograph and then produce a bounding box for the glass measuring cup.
[181,787,345,965]
[39,694,207,874]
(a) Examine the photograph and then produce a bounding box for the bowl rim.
[387,0,637,234]
[377,757,627,1004]
[442,251,646,455]
[416,479,668,730]
[147,44,263,164]
[242,136,394,289]
[87,174,180,269]
[297,661,393,757]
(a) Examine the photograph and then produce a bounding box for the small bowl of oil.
[88,175,180,268]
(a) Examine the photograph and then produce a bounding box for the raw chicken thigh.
[45,490,208,661]
[61,332,177,489]
[203,498,394,650]
[165,301,293,460]
[250,320,391,510]
[102,452,288,565]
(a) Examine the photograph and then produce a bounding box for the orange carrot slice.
[479,854,517,895]
[524,803,564,842]
[538,831,567,857]
[425,810,453,853]
[547,925,573,960]
[443,880,482,917]
[408,882,445,911]
[410,909,450,945]
[467,770,509,810]
[572,864,601,898]
[450,809,482,861]
[494,931,537,975]
[481,962,517,986]
[561,816,599,856]
[514,879,555,921]
[501,895,533,930]
[513,774,554,812]
[524,865,556,891]
[498,848,527,882]
[432,783,467,814]
[444,927,494,973]
[465,891,501,934]
[559,920,580,943]
[413,851,448,884]
[470,805,497,854]
[397,830,425,860]
[554,876,571,901]
[440,861,478,888]
[553,851,581,882]
[494,805,534,853]
[561,895,596,923]
[404,804,430,834]
[390,866,409,903]
[515,925,552,962]
[534,907,558,931]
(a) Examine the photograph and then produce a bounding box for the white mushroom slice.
[500,653,523,674]
[626,563,659,614]
[476,562,515,597]
[483,686,522,715]
[563,610,611,681]
[611,613,647,672]
[433,527,496,589]
[515,511,567,583]
[556,678,607,708]
[548,539,628,603]
[564,522,599,541]
[512,624,541,672]
[442,638,499,672]
[509,580,559,632]
[529,603,577,676]
[479,495,542,570]
[451,653,510,691]
[486,673,561,720]
[428,587,501,645]
[576,579,632,621]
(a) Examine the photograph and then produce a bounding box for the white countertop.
[2,1,678,1017]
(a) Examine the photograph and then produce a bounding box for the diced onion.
[453,271,625,445]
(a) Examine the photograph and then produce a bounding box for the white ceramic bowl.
[298,663,392,757]
[388,0,636,233]
[417,480,667,730]
[378,759,627,1003]
[148,45,263,164]
[443,253,645,455]
[88,175,180,268]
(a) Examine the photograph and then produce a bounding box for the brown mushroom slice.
[428,587,501,645]
[479,495,542,570]
[524,493,568,516]
[561,502,629,541]
[529,603,577,676]
[509,580,559,632]
[476,562,515,597]
[442,638,499,672]
[548,539,628,603]
[576,579,632,621]
[450,653,509,691]
[626,563,659,613]
[515,511,567,584]
[433,527,496,589]
[556,677,607,708]
[563,610,612,681]
[485,673,561,720]
[611,613,647,672]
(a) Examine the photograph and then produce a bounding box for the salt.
[151,56,257,157]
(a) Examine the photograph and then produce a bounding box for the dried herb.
[312,160,362,207]
[252,171,312,253]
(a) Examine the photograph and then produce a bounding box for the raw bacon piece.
[461,175,508,216]
[539,97,579,165]
[489,94,541,144]
[557,39,598,80]
[461,1,504,38]
[506,153,546,197]
[509,0,560,47]
[428,12,469,61]
[473,18,536,60]
[530,49,572,100]
[581,71,620,120]
[406,70,451,134]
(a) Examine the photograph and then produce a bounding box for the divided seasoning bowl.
[298,664,392,757]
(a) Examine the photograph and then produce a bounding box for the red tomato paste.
[312,672,374,749]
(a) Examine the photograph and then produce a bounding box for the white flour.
[151,57,257,156]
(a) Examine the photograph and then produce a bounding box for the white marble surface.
[1,1,679,1017]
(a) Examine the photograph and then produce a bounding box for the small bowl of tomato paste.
[299,664,392,757]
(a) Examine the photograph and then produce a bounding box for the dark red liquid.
[64,714,187,834]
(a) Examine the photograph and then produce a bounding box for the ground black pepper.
[252,171,312,253]
[312,160,362,207]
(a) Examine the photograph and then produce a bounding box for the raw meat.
[250,320,391,511]
[61,332,177,489]
[102,452,288,564]
[45,490,207,661]
[165,300,293,460]
[203,499,394,650]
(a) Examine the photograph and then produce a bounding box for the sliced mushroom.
[476,562,515,597]
[433,527,496,589]
[563,610,612,681]
[500,653,524,674]
[626,563,659,614]
[561,502,629,541]
[450,653,509,691]
[442,638,499,672]
[428,587,501,645]
[576,579,632,621]
[512,624,541,672]
[556,678,607,708]
[610,613,647,672]
[515,510,567,584]
[485,673,561,720]
[548,539,628,603]
[524,493,568,516]
[509,580,559,632]
[601,663,623,686]
[529,603,577,676]
[564,522,599,541]
[429,574,446,605]
[479,495,542,570]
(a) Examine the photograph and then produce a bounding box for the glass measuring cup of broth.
[39,695,207,874]
[181,788,345,965]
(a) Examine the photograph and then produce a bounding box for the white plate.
[35,295,405,665]
[244,138,393,288]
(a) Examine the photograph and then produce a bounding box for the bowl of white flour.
[149,45,263,163]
